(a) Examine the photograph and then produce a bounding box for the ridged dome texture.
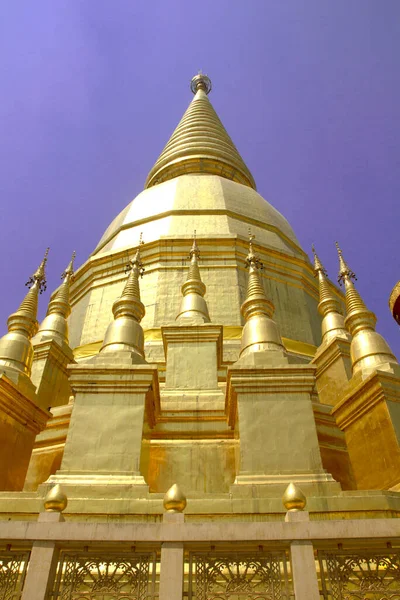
[145,88,256,190]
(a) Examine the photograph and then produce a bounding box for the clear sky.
[0,1,399,354]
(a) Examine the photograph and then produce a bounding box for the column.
[21,511,63,600]
[285,510,320,600]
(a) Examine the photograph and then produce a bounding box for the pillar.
[332,365,400,489]
[227,361,339,493]
[0,374,49,490]
[31,339,74,409]
[21,511,63,600]
[285,510,320,600]
[50,353,159,488]
[159,511,185,600]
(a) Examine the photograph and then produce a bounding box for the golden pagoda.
[0,74,400,600]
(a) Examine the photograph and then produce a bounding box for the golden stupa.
[0,74,399,600]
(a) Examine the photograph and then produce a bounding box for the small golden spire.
[239,232,284,357]
[145,74,255,190]
[336,242,357,285]
[44,484,68,512]
[100,237,146,361]
[336,243,397,375]
[282,482,307,512]
[163,483,187,513]
[176,232,211,324]
[0,248,49,381]
[312,245,350,345]
[25,247,49,292]
[35,251,76,346]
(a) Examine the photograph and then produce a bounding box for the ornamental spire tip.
[312,244,327,277]
[336,242,356,286]
[25,247,49,294]
[190,73,212,95]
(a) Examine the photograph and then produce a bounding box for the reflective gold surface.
[163,483,187,513]
[176,235,210,323]
[34,251,75,346]
[239,234,285,359]
[282,482,307,511]
[0,74,400,526]
[337,242,397,376]
[44,483,67,512]
[145,74,255,190]
[100,243,146,361]
[332,365,400,490]
[312,245,350,347]
[0,248,48,387]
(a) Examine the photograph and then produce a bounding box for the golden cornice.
[70,237,330,312]
[0,374,49,434]
[32,338,74,369]
[91,209,303,257]
[144,433,235,441]
[68,364,159,392]
[72,328,317,361]
[226,365,316,427]
[331,369,400,430]
[312,337,351,376]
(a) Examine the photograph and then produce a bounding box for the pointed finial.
[282,482,307,512]
[312,244,328,277]
[126,234,145,276]
[190,73,212,95]
[100,234,146,358]
[238,231,285,358]
[336,242,356,286]
[245,230,263,271]
[311,245,350,346]
[44,484,68,512]
[34,251,77,345]
[189,230,200,259]
[25,247,49,293]
[163,483,187,513]
[176,233,210,323]
[61,250,76,280]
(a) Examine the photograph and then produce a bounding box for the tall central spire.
[145,73,256,190]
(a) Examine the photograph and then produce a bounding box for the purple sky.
[0,1,399,355]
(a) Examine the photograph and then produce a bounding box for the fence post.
[286,510,320,599]
[21,511,62,600]
[159,511,185,600]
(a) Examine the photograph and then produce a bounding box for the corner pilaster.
[312,337,352,406]
[31,339,74,410]
[332,364,400,490]
[48,352,160,492]
[0,374,49,490]
[226,360,339,495]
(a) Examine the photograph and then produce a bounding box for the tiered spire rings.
[145,74,255,190]
[0,248,49,379]
[336,242,396,375]
[35,251,76,346]
[100,236,146,361]
[176,232,211,324]
[239,233,284,358]
[312,245,350,345]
